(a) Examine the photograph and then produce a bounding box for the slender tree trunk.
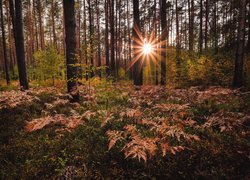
[154,0,159,85]
[76,0,80,52]
[37,0,44,50]
[62,9,66,55]
[115,0,118,79]
[199,0,203,53]
[214,0,218,54]
[11,0,29,89]
[0,0,10,85]
[160,0,167,86]
[83,0,88,80]
[205,0,209,50]
[77,0,82,79]
[247,0,250,52]
[33,0,38,51]
[96,0,101,77]
[63,0,79,101]
[27,0,34,66]
[105,0,110,76]
[175,0,181,65]
[127,0,132,79]
[110,0,115,77]
[233,0,247,87]
[87,0,94,78]
[6,0,15,75]
[117,0,122,79]
[51,0,57,47]
[188,0,194,53]
[132,0,143,85]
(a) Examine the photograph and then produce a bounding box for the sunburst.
[143,43,153,55]
[129,24,167,73]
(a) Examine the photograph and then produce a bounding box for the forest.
[0,0,249,178]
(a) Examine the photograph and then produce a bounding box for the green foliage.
[33,46,65,84]
[118,68,126,80]
[163,49,237,87]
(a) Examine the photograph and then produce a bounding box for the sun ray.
[128,25,167,76]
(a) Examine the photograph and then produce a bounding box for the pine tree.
[63,0,80,101]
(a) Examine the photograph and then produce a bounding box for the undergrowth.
[0,82,249,178]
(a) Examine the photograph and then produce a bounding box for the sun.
[128,24,167,73]
[143,43,153,55]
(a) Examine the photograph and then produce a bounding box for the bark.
[127,0,132,79]
[96,0,101,77]
[63,0,79,101]
[175,0,181,66]
[33,0,38,51]
[110,0,115,77]
[160,0,167,86]
[214,0,218,54]
[199,0,203,53]
[132,0,143,85]
[0,0,10,84]
[12,0,29,89]
[105,0,110,76]
[83,0,88,80]
[188,0,194,53]
[37,0,44,49]
[205,0,209,50]
[6,0,15,75]
[233,0,247,87]
[154,0,158,85]
[87,0,94,78]
[51,0,57,47]
[247,0,250,52]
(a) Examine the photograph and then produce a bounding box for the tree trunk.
[33,0,38,51]
[110,0,115,77]
[160,0,167,86]
[105,0,110,76]
[247,0,250,52]
[199,0,203,54]
[127,0,132,79]
[37,0,44,50]
[87,0,94,78]
[6,0,15,76]
[0,0,10,85]
[51,0,57,48]
[10,0,29,90]
[233,0,247,87]
[132,0,143,86]
[205,0,209,50]
[63,0,79,101]
[214,0,218,54]
[83,0,88,80]
[154,0,159,85]
[96,0,101,77]
[175,0,181,75]
[117,0,122,80]
[188,0,194,53]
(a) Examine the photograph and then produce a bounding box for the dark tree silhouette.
[199,0,203,54]
[9,0,29,90]
[160,0,167,86]
[188,0,194,53]
[110,0,115,78]
[233,0,247,87]
[63,0,79,101]
[132,0,143,86]
[105,0,110,76]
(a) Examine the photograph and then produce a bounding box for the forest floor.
[0,80,250,178]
